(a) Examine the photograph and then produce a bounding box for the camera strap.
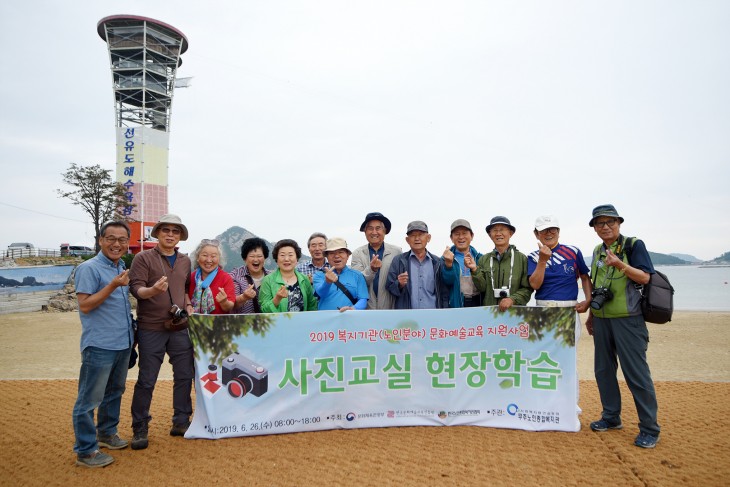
[592,235,626,289]
[334,280,358,305]
[489,247,515,293]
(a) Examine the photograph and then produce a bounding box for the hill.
[669,253,702,263]
[648,252,690,266]
[215,226,309,271]
[707,251,730,265]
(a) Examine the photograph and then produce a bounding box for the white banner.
[187,306,580,439]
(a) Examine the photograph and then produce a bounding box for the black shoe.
[131,428,148,450]
[170,421,191,437]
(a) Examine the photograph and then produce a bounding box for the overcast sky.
[1,1,728,261]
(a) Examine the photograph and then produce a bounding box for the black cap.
[589,204,624,227]
[485,216,516,234]
[359,212,392,234]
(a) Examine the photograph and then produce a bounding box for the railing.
[2,248,67,259]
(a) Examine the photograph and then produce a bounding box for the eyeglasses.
[594,219,618,228]
[201,239,220,245]
[159,227,182,235]
[104,237,130,244]
[538,227,559,235]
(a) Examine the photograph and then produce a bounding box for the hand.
[442,246,454,267]
[370,254,382,272]
[324,267,339,284]
[585,313,594,336]
[463,253,476,272]
[243,284,257,301]
[272,285,288,306]
[605,248,623,269]
[498,297,514,312]
[215,287,229,304]
[537,241,552,262]
[113,270,130,287]
[575,300,590,313]
[397,272,409,288]
[338,306,354,313]
[151,276,168,295]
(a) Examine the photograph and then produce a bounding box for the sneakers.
[170,421,191,437]
[590,418,623,432]
[634,432,660,449]
[131,428,148,450]
[76,449,114,468]
[97,433,129,450]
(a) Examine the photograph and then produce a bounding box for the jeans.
[131,328,194,430]
[72,346,131,455]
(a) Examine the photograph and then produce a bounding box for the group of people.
[72,204,661,468]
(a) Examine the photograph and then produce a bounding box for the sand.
[0,310,728,486]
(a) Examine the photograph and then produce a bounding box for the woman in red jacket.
[188,239,235,314]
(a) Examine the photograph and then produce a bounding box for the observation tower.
[97,15,188,252]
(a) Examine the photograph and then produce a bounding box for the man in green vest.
[586,204,660,449]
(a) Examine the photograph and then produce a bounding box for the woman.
[229,238,270,313]
[188,239,235,314]
[259,239,317,313]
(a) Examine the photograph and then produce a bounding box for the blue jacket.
[440,245,483,308]
[386,250,449,309]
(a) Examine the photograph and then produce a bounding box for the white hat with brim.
[150,214,189,241]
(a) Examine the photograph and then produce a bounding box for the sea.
[656,265,730,312]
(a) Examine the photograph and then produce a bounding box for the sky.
[1,1,728,261]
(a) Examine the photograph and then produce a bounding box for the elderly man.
[129,214,194,450]
[296,232,331,282]
[72,221,135,468]
[313,238,368,311]
[472,216,532,311]
[441,219,483,308]
[386,221,448,309]
[351,212,402,310]
[585,204,660,449]
[528,215,591,312]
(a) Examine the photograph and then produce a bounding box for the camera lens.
[499,290,508,298]
[227,374,254,398]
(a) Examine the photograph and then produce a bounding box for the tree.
[57,163,132,252]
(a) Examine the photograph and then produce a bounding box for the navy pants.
[131,328,194,430]
[593,315,660,436]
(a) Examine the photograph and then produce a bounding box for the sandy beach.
[0,310,728,486]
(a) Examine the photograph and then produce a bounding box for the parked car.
[60,244,95,256]
[6,242,37,258]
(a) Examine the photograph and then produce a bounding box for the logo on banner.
[507,403,519,415]
[222,353,269,399]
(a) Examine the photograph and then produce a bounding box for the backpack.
[624,238,675,324]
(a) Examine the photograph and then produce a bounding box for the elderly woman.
[187,239,235,314]
[229,237,270,313]
[259,239,317,313]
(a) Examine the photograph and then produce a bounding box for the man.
[72,221,135,468]
[313,238,368,311]
[129,214,194,450]
[528,215,591,312]
[472,216,532,311]
[585,204,660,449]
[386,221,448,309]
[296,232,331,282]
[351,212,402,309]
[441,219,483,307]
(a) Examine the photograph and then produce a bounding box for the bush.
[121,253,135,269]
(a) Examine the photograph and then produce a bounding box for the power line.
[0,201,88,223]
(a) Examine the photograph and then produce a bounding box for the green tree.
[57,163,131,252]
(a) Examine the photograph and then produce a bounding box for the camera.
[222,352,268,398]
[590,287,614,310]
[169,304,188,325]
[494,286,510,299]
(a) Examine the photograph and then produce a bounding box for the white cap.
[534,215,560,231]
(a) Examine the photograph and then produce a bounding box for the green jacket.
[259,269,318,313]
[472,245,532,306]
